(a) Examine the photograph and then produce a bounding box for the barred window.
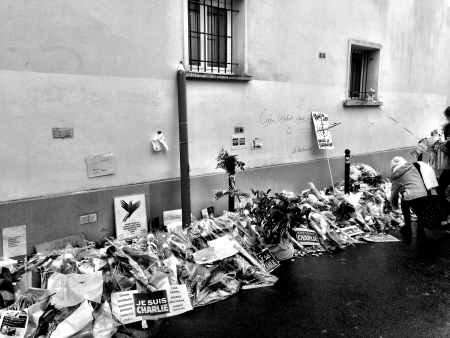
[349,48,371,100]
[346,40,381,104]
[188,0,238,74]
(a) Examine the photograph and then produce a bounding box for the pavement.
[120,226,450,338]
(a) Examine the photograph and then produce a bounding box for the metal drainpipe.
[177,62,192,228]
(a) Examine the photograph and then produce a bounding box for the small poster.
[256,249,280,272]
[133,285,192,320]
[231,134,247,150]
[111,290,140,325]
[201,206,215,219]
[114,194,148,240]
[311,112,335,149]
[251,137,262,150]
[2,225,27,257]
[86,153,116,178]
[295,228,320,246]
[0,310,28,338]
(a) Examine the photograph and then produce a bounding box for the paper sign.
[86,153,115,178]
[111,290,140,325]
[134,285,193,320]
[2,225,27,257]
[114,194,148,240]
[231,134,247,150]
[311,112,335,149]
[163,209,194,230]
[362,234,400,242]
[256,249,280,272]
[163,209,182,229]
[339,225,364,237]
[35,234,86,253]
[0,310,28,338]
[295,228,320,246]
[47,271,103,307]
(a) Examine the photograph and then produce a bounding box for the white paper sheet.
[47,272,103,307]
[2,225,27,257]
[49,300,94,338]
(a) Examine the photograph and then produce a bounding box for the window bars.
[188,0,239,73]
[349,48,373,100]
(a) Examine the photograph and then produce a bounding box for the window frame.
[183,0,251,81]
[187,0,234,74]
[344,39,383,106]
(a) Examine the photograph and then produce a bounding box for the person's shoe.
[400,226,412,237]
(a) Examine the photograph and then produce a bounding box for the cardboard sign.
[114,194,148,240]
[2,225,27,257]
[256,249,280,272]
[133,285,192,320]
[295,229,320,246]
[35,234,85,253]
[311,112,335,149]
[111,290,140,325]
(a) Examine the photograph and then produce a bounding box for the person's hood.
[390,162,414,179]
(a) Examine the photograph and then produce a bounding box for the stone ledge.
[186,71,252,81]
[343,100,383,107]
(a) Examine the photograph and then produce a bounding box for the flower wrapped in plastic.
[349,163,383,187]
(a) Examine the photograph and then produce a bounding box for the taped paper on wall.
[86,153,116,178]
[2,225,27,257]
[152,132,168,151]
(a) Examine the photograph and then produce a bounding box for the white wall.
[0,0,449,203]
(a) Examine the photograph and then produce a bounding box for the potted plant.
[213,148,249,211]
[250,190,305,260]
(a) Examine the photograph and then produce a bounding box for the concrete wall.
[0,0,449,254]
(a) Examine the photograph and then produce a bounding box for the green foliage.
[250,189,307,245]
[215,148,245,176]
[213,189,251,201]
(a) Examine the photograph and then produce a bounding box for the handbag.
[412,162,446,230]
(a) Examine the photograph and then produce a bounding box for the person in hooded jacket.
[390,157,438,237]
[437,106,450,216]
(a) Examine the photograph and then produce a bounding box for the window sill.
[343,100,383,107]
[186,72,252,81]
